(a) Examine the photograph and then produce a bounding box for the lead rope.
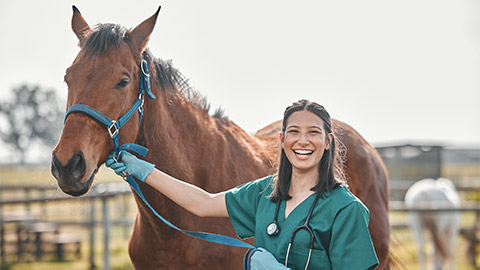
[122,166,257,249]
[116,149,257,270]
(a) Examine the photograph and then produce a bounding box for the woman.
[106,99,379,269]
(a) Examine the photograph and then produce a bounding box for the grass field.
[1,166,480,269]
[389,211,479,270]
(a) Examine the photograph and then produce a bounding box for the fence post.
[40,189,47,217]
[0,221,5,266]
[102,196,110,270]
[89,198,96,270]
[472,210,479,268]
[122,194,130,239]
[0,191,4,266]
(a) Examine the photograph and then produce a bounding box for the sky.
[0,0,479,156]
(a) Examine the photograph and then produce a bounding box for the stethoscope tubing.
[269,194,320,270]
[285,242,313,270]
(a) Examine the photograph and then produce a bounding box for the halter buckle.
[138,94,145,113]
[108,121,119,138]
[112,153,128,180]
[141,59,150,78]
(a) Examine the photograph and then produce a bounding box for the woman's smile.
[293,149,314,160]
[281,110,332,173]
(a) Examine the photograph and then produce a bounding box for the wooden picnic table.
[0,211,38,262]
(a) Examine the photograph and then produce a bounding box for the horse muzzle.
[51,150,97,196]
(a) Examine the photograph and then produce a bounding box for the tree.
[0,84,64,164]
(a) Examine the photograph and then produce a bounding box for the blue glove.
[105,151,155,182]
[250,248,290,270]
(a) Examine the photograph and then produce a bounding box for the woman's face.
[281,110,332,173]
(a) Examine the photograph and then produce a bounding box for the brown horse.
[51,6,390,269]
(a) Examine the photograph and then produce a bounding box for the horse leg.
[432,214,458,270]
[432,248,442,270]
[446,232,457,270]
[410,213,427,270]
[435,212,459,270]
[447,215,460,270]
[432,214,447,270]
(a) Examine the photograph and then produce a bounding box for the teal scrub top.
[225,175,379,270]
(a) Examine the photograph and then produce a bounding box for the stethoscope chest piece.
[266,222,280,236]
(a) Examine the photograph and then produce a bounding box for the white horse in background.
[405,178,461,270]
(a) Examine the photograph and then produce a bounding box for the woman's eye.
[116,78,130,89]
[287,130,298,133]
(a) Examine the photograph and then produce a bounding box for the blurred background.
[0,0,479,269]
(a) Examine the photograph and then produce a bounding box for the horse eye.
[116,78,130,89]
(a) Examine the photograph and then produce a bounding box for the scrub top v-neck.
[225,175,379,270]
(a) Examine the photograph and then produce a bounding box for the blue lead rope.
[120,147,258,269]
[122,161,255,249]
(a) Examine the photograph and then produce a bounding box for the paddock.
[1,144,479,269]
[3,178,480,269]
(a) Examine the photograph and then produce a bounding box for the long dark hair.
[271,99,345,202]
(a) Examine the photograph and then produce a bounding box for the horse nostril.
[70,152,86,179]
[51,151,87,181]
[51,153,61,179]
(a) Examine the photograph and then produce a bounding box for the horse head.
[51,6,160,196]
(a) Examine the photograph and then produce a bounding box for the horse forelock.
[83,23,128,57]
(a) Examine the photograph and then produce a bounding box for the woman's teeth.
[294,150,313,155]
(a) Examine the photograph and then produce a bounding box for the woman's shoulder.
[245,174,275,190]
[326,185,369,213]
[251,174,275,186]
[228,174,275,195]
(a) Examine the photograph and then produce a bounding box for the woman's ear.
[325,133,334,150]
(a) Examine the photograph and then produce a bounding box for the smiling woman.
[275,102,337,203]
[107,99,379,270]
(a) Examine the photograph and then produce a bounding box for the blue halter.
[64,57,256,265]
[65,58,155,156]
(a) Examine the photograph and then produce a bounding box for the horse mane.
[146,52,226,119]
[83,23,226,120]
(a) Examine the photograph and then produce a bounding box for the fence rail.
[389,201,480,212]
[0,183,133,270]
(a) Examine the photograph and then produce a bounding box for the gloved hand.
[250,248,291,270]
[105,151,155,182]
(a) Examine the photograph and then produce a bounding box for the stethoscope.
[266,194,320,270]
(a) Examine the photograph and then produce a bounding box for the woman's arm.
[106,151,228,218]
[145,169,228,218]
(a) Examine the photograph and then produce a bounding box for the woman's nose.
[298,133,310,145]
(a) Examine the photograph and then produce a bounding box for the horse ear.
[129,6,161,54]
[71,6,92,46]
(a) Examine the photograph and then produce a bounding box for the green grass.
[389,211,479,269]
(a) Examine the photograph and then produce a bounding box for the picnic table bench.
[1,212,82,262]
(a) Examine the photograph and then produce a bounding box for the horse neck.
[137,92,275,191]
